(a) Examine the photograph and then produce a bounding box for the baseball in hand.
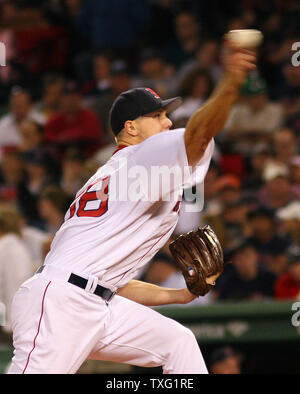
[226,29,263,49]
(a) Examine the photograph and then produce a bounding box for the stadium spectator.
[164,10,202,69]
[214,241,276,301]
[246,207,290,274]
[202,175,244,249]
[257,162,300,210]
[4,203,52,271]
[224,76,283,154]
[273,59,300,106]
[17,148,55,228]
[273,128,298,166]
[176,39,221,89]
[18,119,60,179]
[224,196,258,243]
[34,74,65,123]
[203,201,248,251]
[44,81,104,157]
[132,48,175,98]
[170,68,213,128]
[0,149,24,205]
[273,60,300,135]
[209,346,242,374]
[204,172,240,205]
[0,204,33,335]
[0,88,44,161]
[92,61,132,142]
[275,245,300,300]
[18,120,44,153]
[242,143,273,192]
[277,201,300,247]
[81,52,112,105]
[38,185,69,234]
[215,174,242,207]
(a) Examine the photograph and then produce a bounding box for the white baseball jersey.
[43,128,214,290]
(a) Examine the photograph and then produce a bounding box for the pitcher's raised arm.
[184,40,257,167]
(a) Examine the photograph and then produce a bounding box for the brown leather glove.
[169,225,224,296]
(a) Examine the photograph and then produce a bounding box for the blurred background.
[0,0,300,374]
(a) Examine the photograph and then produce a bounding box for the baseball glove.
[169,225,224,296]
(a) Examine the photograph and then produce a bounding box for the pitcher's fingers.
[224,35,258,52]
[232,52,256,63]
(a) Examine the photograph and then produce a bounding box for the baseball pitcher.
[7,38,256,374]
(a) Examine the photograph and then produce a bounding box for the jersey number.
[68,176,109,218]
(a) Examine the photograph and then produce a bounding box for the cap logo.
[145,88,160,99]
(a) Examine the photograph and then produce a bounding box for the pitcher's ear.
[124,120,138,137]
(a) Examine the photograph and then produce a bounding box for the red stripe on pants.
[22,281,52,374]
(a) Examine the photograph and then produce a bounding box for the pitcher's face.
[133,109,173,141]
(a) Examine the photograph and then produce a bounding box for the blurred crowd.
[0,0,300,342]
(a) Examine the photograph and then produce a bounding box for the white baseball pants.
[7,267,208,374]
